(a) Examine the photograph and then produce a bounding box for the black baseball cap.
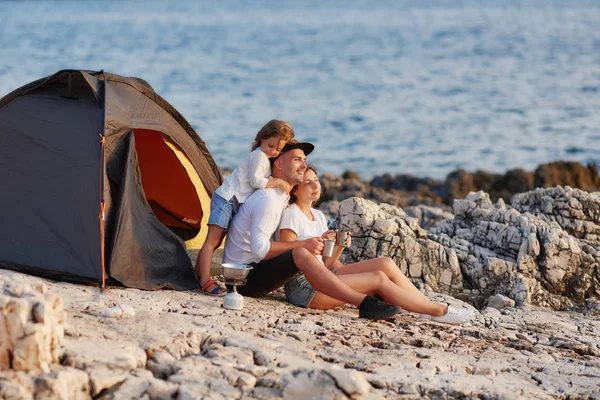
[279,141,315,156]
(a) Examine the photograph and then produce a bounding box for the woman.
[276,166,472,325]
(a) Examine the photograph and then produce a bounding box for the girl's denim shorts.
[207,194,239,230]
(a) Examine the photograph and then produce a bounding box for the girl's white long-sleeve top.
[214,148,270,203]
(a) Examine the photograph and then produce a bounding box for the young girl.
[195,120,295,296]
[276,166,473,325]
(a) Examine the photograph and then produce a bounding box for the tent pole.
[99,136,106,291]
[98,70,107,291]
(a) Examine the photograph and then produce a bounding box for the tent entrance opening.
[134,129,201,241]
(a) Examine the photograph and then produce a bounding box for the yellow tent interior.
[134,128,212,249]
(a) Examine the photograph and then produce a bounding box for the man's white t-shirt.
[215,148,270,203]
[276,203,328,264]
[223,187,289,265]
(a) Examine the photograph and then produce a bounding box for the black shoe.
[373,293,384,301]
[358,295,400,320]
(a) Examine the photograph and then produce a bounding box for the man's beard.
[292,169,305,184]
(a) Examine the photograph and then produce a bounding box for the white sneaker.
[421,306,473,325]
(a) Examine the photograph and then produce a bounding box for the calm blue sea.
[1,0,599,179]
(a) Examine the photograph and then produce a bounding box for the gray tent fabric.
[0,69,223,290]
[108,133,196,290]
[0,91,102,280]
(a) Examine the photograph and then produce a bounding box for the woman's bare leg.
[308,272,378,309]
[292,248,365,307]
[308,271,446,316]
[195,225,226,291]
[336,257,424,298]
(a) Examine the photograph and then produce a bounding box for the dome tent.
[0,70,222,290]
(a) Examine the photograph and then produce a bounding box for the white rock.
[0,283,64,373]
[97,374,151,400]
[372,219,398,235]
[62,339,146,371]
[327,367,371,398]
[146,378,179,399]
[102,304,135,318]
[34,367,90,400]
[283,368,359,399]
[487,294,516,310]
[0,372,34,400]
[88,366,128,396]
[146,351,177,380]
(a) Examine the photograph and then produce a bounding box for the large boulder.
[332,198,463,295]
[512,186,600,244]
[430,190,600,309]
[0,281,65,373]
[403,205,455,230]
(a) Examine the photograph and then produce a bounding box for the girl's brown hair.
[251,120,295,151]
[289,164,318,205]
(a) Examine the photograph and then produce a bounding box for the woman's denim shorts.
[207,194,239,230]
[284,273,316,308]
[284,269,338,308]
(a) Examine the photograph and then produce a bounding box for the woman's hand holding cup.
[335,230,351,248]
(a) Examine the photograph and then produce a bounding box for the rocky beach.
[1,162,600,400]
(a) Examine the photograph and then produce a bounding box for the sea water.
[1,0,599,179]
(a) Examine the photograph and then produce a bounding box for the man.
[222,141,400,320]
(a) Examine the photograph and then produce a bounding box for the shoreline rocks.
[431,188,599,309]
[325,188,599,311]
[318,160,600,210]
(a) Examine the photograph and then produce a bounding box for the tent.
[0,69,223,290]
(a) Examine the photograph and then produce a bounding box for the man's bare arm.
[264,237,323,260]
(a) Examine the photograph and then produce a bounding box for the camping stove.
[221,263,253,310]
